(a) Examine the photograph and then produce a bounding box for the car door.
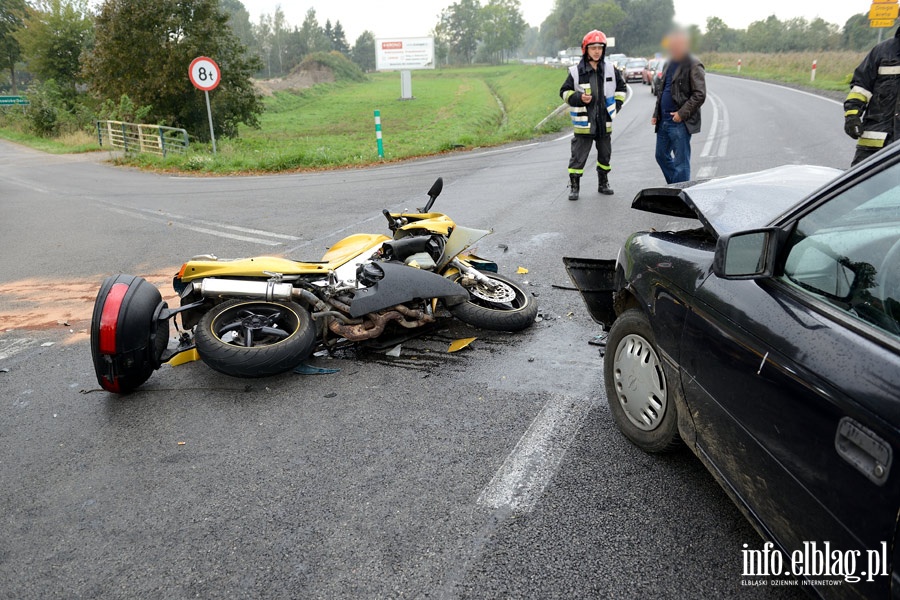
[680,158,900,597]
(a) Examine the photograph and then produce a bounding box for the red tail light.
[98,283,128,355]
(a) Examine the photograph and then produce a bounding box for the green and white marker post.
[374,110,384,158]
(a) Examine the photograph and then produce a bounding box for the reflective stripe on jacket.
[560,58,627,136]
[845,27,900,149]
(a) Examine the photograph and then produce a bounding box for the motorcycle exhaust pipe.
[199,278,295,302]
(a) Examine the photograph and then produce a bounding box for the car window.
[780,162,900,338]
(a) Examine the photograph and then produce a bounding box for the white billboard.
[375,37,435,71]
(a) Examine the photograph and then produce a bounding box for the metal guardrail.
[96,120,189,157]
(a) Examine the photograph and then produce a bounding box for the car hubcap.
[612,334,667,431]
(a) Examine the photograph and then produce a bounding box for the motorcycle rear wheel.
[195,299,316,378]
[450,273,537,332]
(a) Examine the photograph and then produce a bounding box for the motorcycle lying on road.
[91,178,537,393]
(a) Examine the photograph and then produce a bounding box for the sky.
[238,0,863,42]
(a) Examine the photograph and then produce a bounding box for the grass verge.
[702,51,865,92]
[0,126,98,153]
[124,65,570,174]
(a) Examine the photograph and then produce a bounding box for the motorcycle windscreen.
[348,262,469,318]
[438,225,492,269]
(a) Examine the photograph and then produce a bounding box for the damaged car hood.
[632,165,841,237]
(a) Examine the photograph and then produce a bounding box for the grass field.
[702,51,865,92]
[118,65,570,174]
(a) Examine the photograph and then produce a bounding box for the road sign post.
[189,56,221,154]
[375,38,435,101]
[811,59,817,82]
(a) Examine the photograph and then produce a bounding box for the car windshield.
[781,161,900,338]
[627,60,646,68]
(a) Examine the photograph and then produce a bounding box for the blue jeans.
[655,119,692,184]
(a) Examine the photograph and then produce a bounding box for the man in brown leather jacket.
[652,29,706,183]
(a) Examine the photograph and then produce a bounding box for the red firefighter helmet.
[581,30,608,54]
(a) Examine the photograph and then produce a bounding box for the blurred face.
[668,32,689,61]
[587,44,604,62]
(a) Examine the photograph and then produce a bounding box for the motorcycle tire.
[450,272,538,332]
[194,299,316,378]
[90,274,169,394]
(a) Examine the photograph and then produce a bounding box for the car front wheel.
[603,309,680,452]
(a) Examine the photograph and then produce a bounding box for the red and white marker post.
[811,59,817,83]
[737,58,742,73]
[189,56,221,154]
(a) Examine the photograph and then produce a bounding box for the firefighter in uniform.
[844,27,900,165]
[560,30,627,200]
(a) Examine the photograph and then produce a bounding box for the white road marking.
[131,207,301,240]
[700,92,721,159]
[696,165,717,179]
[0,338,37,361]
[712,74,843,106]
[477,394,595,513]
[102,205,282,246]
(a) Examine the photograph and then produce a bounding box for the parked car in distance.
[608,53,627,71]
[623,58,647,83]
[651,59,668,95]
[642,58,662,86]
[565,143,900,598]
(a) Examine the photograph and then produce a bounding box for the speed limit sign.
[189,56,220,91]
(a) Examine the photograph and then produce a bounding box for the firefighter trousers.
[568,133,612,176]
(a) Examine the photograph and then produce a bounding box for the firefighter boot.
[568,173,581,201]
[598,169,614,195]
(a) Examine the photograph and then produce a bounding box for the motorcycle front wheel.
[194,299,316,378]
[450,272,538,332]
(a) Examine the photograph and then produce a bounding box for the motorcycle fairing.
[348,262,468,318]
[177,234,390,283]
[438,226,492,269]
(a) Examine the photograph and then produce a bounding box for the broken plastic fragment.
[40,342,54,347]
[448,337,476,353]
[168,348,200,367]
[294,363,340,375]
[516,267,528,274]
[177,441,186,446]
[385,344,402,357]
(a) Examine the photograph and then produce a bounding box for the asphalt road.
[0,74,855,599]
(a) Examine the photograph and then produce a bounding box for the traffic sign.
[188,56,220,92]
[870,18,897,27]
[870,3,899,19]
[0,96,28,105]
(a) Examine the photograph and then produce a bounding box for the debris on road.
[588,332,608,347]
[385,344,402,358]
[40,342,54,347]
[168,348,200,367]
[177,441,186,446]
[294,363,340,375]
[0,368,9,374]
[324,392,337,398]
[448,337,476,353]
[516,267,529,274]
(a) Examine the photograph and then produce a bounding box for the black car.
[565,145,900,597]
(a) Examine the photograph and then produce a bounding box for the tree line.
[221,1,376,77]
[433,0,528,64]
[535,0,886,57]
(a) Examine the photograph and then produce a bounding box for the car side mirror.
[713,228,781,280]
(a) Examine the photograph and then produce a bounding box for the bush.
[299,51,368,83]
[27,83,62,136]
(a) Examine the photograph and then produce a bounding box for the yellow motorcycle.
[90,178,537,393]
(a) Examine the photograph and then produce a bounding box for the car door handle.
[835,417,892,486]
